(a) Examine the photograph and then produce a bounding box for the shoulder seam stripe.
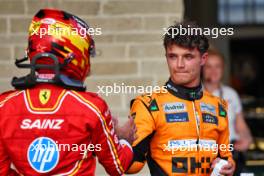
[0,91,23,107]
[70,91,124,174]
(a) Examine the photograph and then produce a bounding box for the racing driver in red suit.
[0,9,135,176]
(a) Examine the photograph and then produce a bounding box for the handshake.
[112,116,137,145]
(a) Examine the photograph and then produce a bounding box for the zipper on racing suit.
[192,101,200,147]
[192,100,201,175]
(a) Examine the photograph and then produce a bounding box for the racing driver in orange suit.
[127,22,235,176]
[0,9,135,176]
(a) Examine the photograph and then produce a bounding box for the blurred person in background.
[203,49,253,175]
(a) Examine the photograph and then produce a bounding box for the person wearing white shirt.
[202,49,252,175]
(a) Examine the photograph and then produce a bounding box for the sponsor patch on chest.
[163,102,186,113]
[165,112,189,123]
[200,102,216,115]
[202,113,218,125]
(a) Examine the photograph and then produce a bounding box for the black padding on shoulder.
[130,99,136,108]
[132,132,155,162]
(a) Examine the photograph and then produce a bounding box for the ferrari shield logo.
[39,89,51,105]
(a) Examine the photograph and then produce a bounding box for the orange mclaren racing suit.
[127,79,235,176]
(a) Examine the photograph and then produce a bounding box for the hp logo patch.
[27,137,59,173]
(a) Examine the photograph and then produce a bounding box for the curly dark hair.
[163,21,209,54]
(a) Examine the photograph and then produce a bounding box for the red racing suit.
[0,84,133,176]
